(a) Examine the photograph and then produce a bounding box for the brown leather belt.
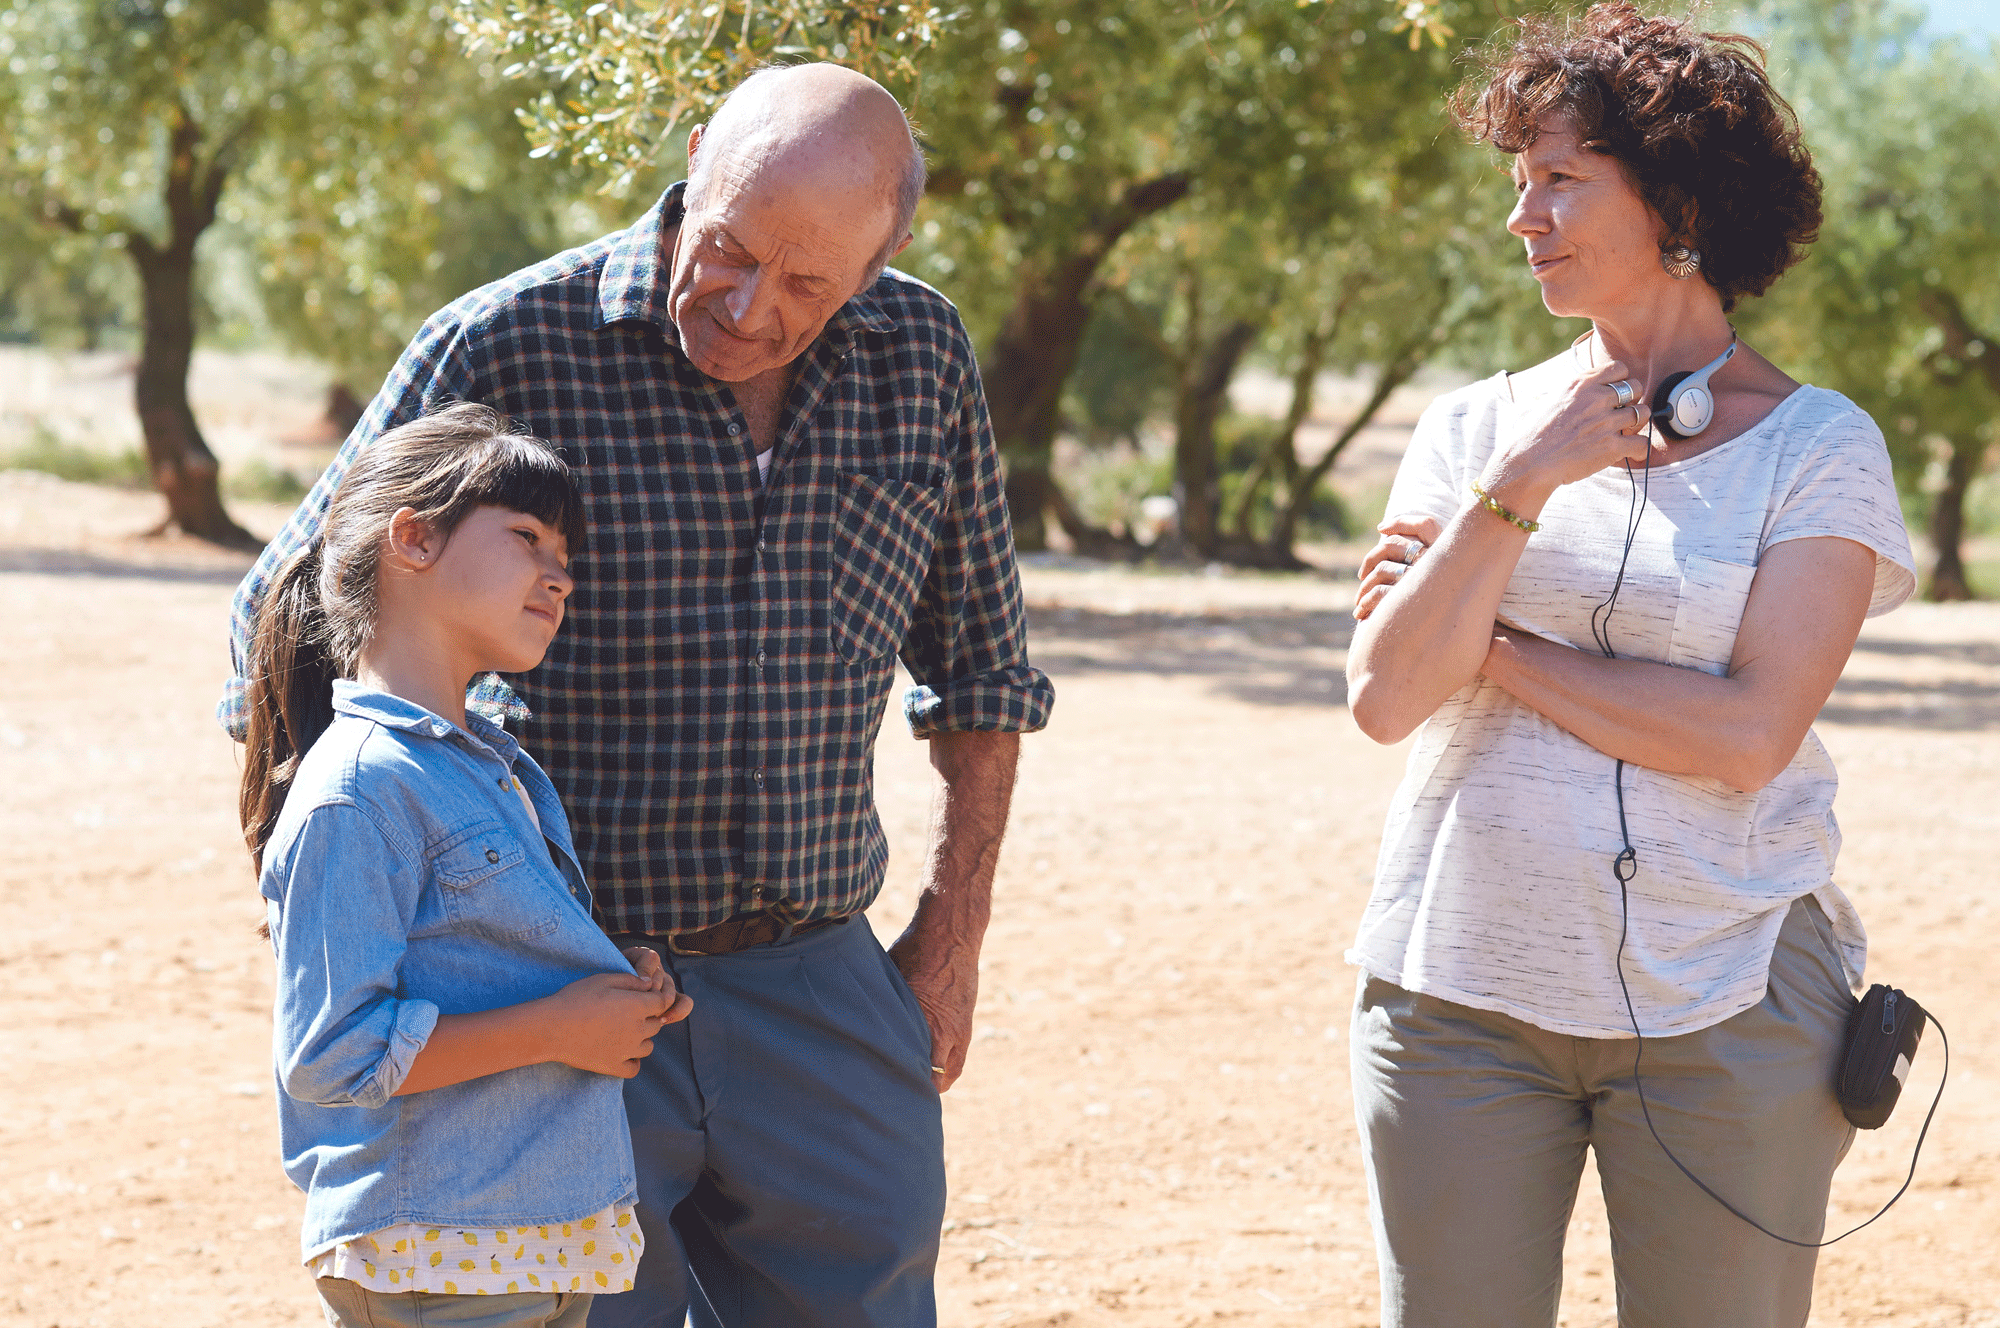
[645,910,845,956]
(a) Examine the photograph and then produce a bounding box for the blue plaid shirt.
[221,183,1053,935]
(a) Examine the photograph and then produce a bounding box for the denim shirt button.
[485,848,501,864]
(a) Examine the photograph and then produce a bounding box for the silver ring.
[1631,402,1645,431]
[1609,378,1637,408]
[1403,538,1425,565]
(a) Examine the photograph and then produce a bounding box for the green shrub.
[0,427,150,488]
[223,456,311,504]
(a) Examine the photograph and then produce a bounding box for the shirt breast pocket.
[431,822,560,941]
[828,470,945,664]
[1667,554,1759,677]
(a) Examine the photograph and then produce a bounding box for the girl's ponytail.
[240,541,338,875]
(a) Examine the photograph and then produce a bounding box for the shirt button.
[727,423,742,436]
[752,768,765,788]
[485,848,500,864]
[755,648,767,667]
[756,536,767,553]
[497,778,509,790]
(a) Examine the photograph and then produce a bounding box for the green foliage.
[452,0,958,195]
[902,0,1478,309]
[1058,440,1174,538]
[1064,297,1176,447]
[0,427,150,488]
[1747,3,1999,451]
[0,210,134,348]
[0,1,623,392]
[231,8,627,389]
[222,454,313,503]
[1741,0,2000,594]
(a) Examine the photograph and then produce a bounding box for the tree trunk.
[1171,317,1259,559]
[982,174,1190,552]
[1926,432,1985,601]
[327,382,367,439]
[987,253,1102,554]
[1225,320,1332,541]
[56,101,262,548]
[1265,284,1482,561]
[1917,291,1995,600]
[129,235,255,547]
[1266,349,1422,558]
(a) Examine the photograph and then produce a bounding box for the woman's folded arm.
[1347,498,1537,744]
[1477,536,1876,791]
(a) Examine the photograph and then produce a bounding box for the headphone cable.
[1594,447,1947,1248]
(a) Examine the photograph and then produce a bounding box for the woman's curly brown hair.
[1452,2,1823,311]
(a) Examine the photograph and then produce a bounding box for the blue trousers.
[590,918,945,1328]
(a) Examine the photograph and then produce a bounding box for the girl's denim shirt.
[263,680,638,1260]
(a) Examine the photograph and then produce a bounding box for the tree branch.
[39,196,90,233]
[193,113,263,233]
[1920,288,2000,401]
[1096,283,1185,368]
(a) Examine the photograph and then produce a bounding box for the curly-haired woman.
[1343,5,1916,1324]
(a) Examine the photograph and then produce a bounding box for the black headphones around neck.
[1650,333,1738,439]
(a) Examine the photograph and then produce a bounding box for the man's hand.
[889,729,1020,1093]
[623,944,668,992]
[621,944,695,1027]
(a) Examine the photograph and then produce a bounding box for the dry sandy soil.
[2,469,1996,1328]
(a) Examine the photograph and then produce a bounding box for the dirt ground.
[2,470,1996,1328]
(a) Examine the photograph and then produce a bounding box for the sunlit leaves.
[450,0,958,194]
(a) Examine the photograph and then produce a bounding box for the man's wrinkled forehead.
[694,152,881,265]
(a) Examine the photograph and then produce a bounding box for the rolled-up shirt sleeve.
[266,801,439,1109]
[218,315,483,741]
[898,353,1055,738]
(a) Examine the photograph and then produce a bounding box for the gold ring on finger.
[1609,378,1637,409]
[930,1065,947,1074]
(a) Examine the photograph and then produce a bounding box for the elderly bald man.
[222,64,1052,1327]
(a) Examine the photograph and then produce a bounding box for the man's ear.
[888,230,914,262]
[383,507,441,571]
[686,123,705,172]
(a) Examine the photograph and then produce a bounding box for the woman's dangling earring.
[1661,244,1701,280]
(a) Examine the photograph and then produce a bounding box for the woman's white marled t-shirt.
[1347,376,1916,1038]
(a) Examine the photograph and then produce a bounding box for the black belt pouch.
[1836,984,1926,1130]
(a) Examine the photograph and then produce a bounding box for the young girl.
[240,403,691,1328]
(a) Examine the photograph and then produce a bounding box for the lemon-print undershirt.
[306,1203,642,1295]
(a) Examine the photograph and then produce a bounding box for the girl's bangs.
[463,437,589,553]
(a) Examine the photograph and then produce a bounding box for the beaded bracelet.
[1470,481,1541,533]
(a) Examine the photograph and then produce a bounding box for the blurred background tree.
[1749,0,2000,599]
[0,0,618,543]
[454,0,1483,555]
[0,0,413,544]
[4,0,1993,583]
[889,0,1495,554]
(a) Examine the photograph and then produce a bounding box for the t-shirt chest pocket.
[1667,554,1760,676]
[431,822,560,940]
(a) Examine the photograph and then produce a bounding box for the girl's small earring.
[1661,244,1701,280]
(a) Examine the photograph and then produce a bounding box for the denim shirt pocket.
[431,821,561,940]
